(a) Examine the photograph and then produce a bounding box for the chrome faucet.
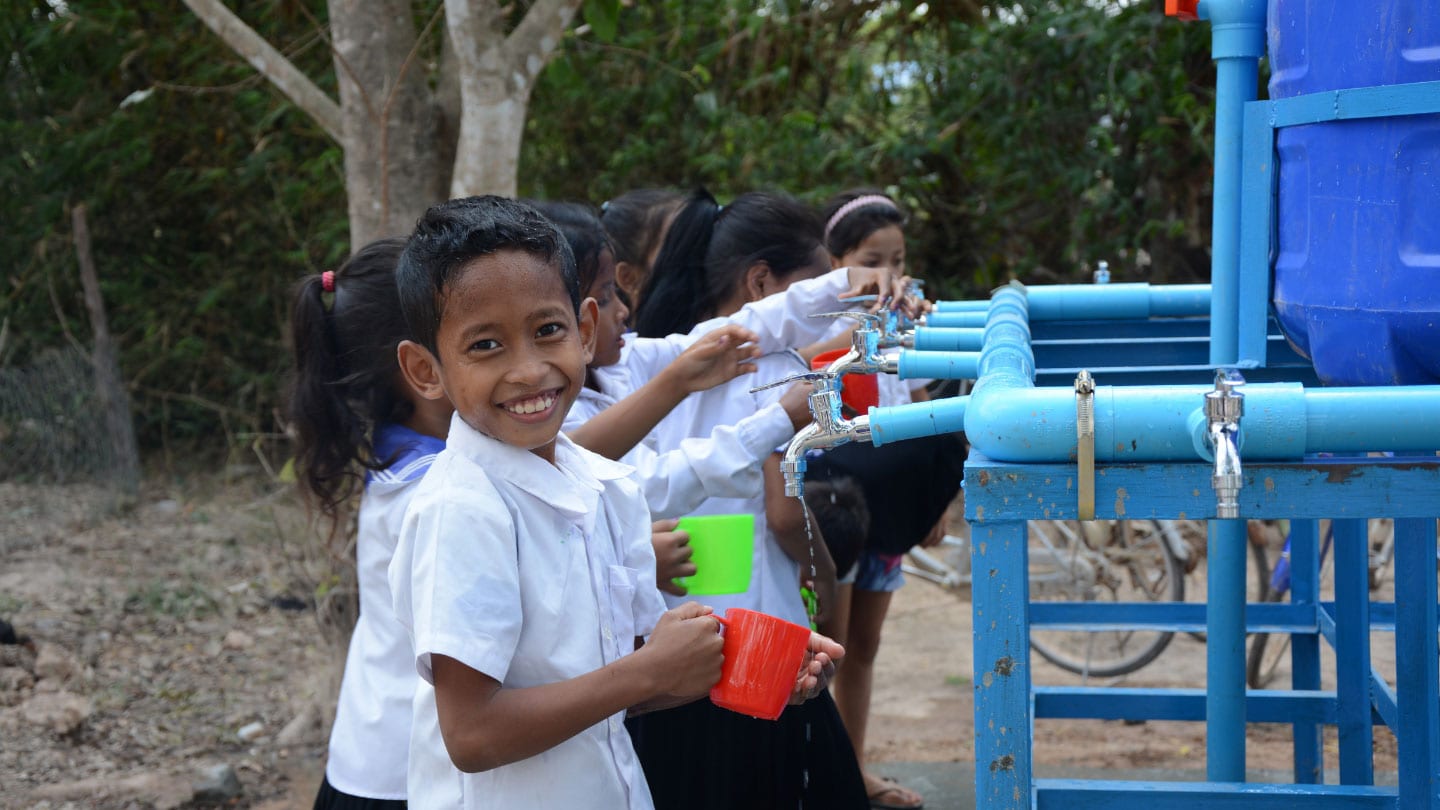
[1204,369,1246,519]
[811,310,897,376]
[752,368,873,498]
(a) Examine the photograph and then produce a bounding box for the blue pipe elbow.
[1198,0,1266,60]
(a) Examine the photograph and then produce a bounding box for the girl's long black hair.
[633,189,822,337]
[287,237,412,523]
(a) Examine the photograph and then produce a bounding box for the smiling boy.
[388,196,729,809]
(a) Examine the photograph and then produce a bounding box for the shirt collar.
[367,423,446,486]
[444,412,633,525]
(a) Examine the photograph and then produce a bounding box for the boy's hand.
[789,631,845,704]
[778,382,813,431]
[671,325,762,393]
[642,602,724,698]
[651,519,695,596]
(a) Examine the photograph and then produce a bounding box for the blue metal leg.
[1333,518,1375,785]
[1208,518,1247,782]
[1393,518,1440,807]
[1289,519,1323,784]
[971,519,1031,808]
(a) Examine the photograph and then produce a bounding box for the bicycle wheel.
[1247,520,1335,689]
[1028,519,1186,678]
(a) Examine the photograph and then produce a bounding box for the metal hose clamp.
[1075,370,1096,520]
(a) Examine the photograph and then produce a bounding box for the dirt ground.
[0,477,1402,808]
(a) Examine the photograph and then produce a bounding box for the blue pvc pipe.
[925,310,989,329]
[1200,0,1266,366]
[932,284,1212,320]
[1206,518,1248,782]
[868,395,969,446]
[913,327,985,352]
[897,351,980,381]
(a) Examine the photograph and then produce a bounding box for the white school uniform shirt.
[557,266,860,521]
[563,377,792,521]
[648,349,815,627]
[324,424,443,801]
[389,414,666,810]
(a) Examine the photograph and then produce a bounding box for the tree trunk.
[445,0,579,198]
[327,0,448,247]
[71,204,140,497]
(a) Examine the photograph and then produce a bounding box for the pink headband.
[824,194,899,242]
[321,270,336,292]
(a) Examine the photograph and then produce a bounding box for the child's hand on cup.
[651,518,696,596]
[671,324,762,393]
[789,631,845,704]
[643,602,724,698]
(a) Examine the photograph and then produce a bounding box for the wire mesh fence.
[0,346,135,487]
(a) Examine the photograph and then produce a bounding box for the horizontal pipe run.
[869,382,1440,461]
[912,327,985,352]
[868,395,967,447]
[933,283,1212,320]
[896,350,980,381]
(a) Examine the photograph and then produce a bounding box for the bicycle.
[1245,518,1397,689]
[905,517,1194,678]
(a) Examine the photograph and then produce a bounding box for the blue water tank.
[1268,0,1440,385]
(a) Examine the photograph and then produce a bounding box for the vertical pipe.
[1209,57,1259,366]
[1393,517,1440,806]
[971,519,1032,808]
[1199,0,1266,365]
[1206,518,1248,781]
[1333,518,1375,785]
[1287,519,1323,784]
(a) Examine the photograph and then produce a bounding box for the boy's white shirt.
[389,412,664,810]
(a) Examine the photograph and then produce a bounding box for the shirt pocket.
[606,564,640,650]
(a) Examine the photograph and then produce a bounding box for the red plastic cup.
[709,608,812,721]
[811,348,880,414]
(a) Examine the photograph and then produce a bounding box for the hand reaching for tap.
[666,324,763,394]
[839,267,925,318]
[778,382,814,431]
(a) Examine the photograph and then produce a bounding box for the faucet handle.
[808,310,883,330]
[1213,368,1246,395]
[749,369,837,394]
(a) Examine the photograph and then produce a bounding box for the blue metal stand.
[965,452,1440,808]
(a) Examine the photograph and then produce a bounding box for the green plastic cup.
[675,514,755,595]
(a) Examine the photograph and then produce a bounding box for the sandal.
[867,776,924,810]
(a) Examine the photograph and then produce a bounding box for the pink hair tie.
[823,194,899,242]
[321,270,336,292]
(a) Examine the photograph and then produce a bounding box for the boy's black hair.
[396,195,579,355]
[529,199,611,297]
[633,188,823,338]
[821,188,906,260]
[803,475,870,578]
[287,237,411,523]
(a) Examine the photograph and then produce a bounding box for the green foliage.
[1,0,345,457]
[4,0,1221,462]
[524,0,1217,296]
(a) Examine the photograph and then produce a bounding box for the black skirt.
[312,776,407,810]
[628,690,868,810]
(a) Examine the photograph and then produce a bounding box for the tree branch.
[505,0,581,81]
[179,0,344,141]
